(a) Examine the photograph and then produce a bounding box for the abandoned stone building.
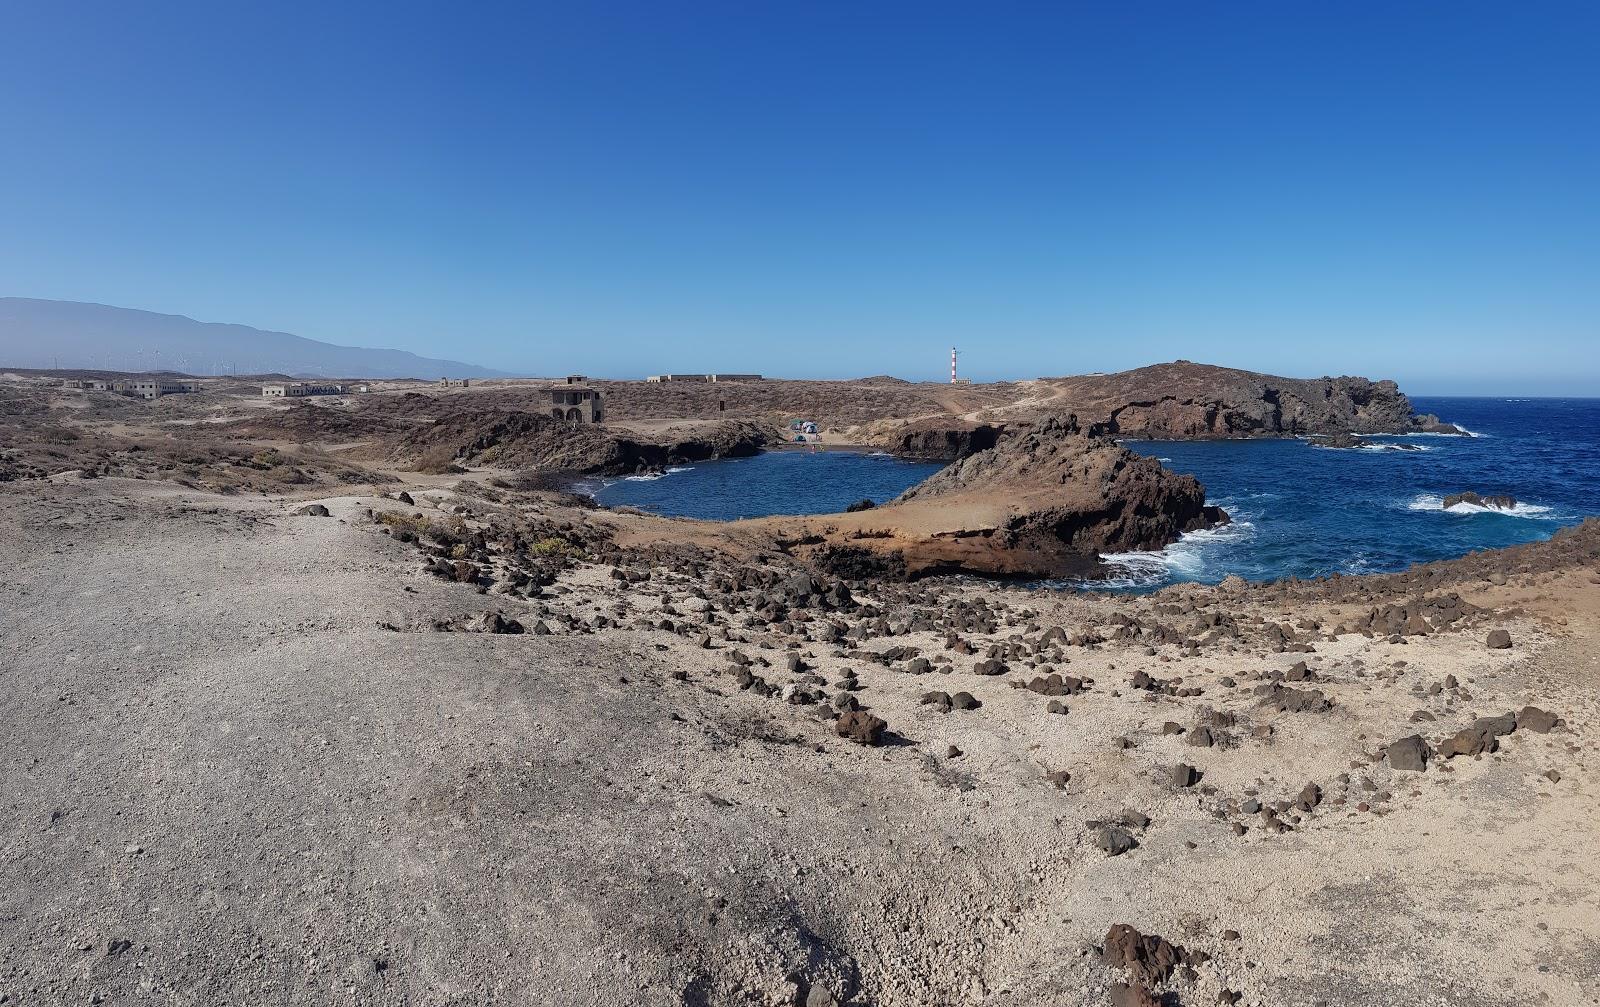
[262,382,345,398]
[547,382,603,423]
[120,379,199,399]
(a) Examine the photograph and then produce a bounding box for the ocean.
[590,397,1600,587]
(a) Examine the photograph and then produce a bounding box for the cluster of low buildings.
[61,378,201,399]
[261,382,355,398]
[645,373,762,383]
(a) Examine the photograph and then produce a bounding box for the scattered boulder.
[1171,763,1200,788]
[835,710,887,746]
[462,611,524,634]
[296,503,331,517]
[1385,735,1430,772]
[1439,713,1518,758]
[1518,705,1563,734]
[1096,827,1137,856]
[1102,924,1201,985]
[1486,629,1513,650]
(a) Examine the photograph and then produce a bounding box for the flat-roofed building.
[119,379,192,400]
[262,382,345,398]
[547,383,603,423]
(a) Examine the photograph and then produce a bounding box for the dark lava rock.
[1444,491,1517,511]
[1102,923,1201,985]
[1096,827,1137,856]
[835,710,887,746]
[1440,713,1518,757]
[844,498,877,513]
[1518,705,1563,734]
[1262,684,1331,713]
[1386,735,1430,772]
[466,611,524,635]
[1171,763,1200,788]
[1294,782,1322,811]
[1485,629,1513,650]
[296,503,331,517]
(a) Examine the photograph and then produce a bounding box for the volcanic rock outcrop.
[886,419,1002,461]
[1039,361,1462,439]
[396,411,767,475]
[1443,491,1518,511]
[773,415,1227,579]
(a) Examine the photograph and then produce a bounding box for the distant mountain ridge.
[0,298,510,379]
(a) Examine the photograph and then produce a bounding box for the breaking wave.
[1086,518,1259,590]
[622,465,695,482]
[1405,493,1553,518]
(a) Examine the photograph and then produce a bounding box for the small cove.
[590,397,1600,587]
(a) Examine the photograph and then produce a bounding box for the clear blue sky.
[2,2,1596,393]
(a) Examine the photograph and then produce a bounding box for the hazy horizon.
[2,3,1596,395]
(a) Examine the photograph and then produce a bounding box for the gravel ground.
[1,478,1596,1006]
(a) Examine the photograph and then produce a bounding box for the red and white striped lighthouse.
[950,346,959,384]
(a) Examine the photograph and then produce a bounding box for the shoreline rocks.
[1444,491,1518,511]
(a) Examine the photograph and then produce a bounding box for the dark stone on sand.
[1171,763,1200,788]
[1096,827,1137,856]
[835,710,886,746]
[844,498,877,512]
[1386,735,1430,772]
[1295,782,1321,811]
[296,503,330,516]
[1518,705,1562,733]
[1486,629,1512,649]
[1102,923,1195,985]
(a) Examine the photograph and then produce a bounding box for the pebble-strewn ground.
[2,475,1595,1006]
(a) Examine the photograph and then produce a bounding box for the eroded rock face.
[1035,361,1462,439]
[887,419,1002,461]
[396,412,768,475]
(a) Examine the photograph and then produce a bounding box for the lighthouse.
[950,346,959,384]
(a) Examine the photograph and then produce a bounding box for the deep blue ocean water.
[589,449,945,520]
[592,398,1600,587]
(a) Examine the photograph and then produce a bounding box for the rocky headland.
[763,415,1228,579]
[1030,361,1463,439]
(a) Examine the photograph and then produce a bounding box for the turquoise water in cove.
[592,397,1600,587]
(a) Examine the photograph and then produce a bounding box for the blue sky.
[2,1,1596,392]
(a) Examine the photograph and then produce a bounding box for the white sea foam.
[1091,519,1258,588]
[1405,493,1552,518]
[621,465,695,482]
[1373,427,1481,439]
[1310,441,1432,453]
